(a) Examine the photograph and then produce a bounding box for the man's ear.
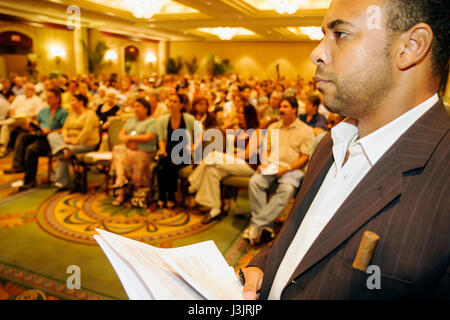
[395,23,433,70]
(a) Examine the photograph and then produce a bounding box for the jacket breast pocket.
[334,254,414,299]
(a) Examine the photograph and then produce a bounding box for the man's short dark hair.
[47,88,61,103]
[280,97,299,111]
[307,94,321,109]
[386,0,450,79]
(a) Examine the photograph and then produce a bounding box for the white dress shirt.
[268,93,439,299]
[10,94,44,116]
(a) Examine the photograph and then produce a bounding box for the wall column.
[73,27,88,75]
[158,40,168,76]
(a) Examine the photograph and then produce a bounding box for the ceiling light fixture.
[124,0,168,19]
[271,0,307,14]
[299,26,324,40]
[212,27,237,40]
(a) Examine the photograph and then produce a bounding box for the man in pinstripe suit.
[241,0,449,299]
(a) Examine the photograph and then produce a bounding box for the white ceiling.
[0,0,330,42]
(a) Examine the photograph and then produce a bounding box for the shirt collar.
[358,93,439,166]
[331,94,439,169]
[331,120,359,170]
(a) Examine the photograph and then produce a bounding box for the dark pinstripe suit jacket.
[249,100,450,299]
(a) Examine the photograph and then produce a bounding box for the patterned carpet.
[0,152,285,300]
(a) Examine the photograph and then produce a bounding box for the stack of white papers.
[94,229,244,300]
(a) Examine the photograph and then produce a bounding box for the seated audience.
[299,93,327,136]
[4,89,68,190]
[110,98,158,206]
[188,103,262,224]
[243,97,314,244]
[47,94,100,189]
[156,93,198,210]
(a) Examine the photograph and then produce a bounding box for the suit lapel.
[286,100,449,285]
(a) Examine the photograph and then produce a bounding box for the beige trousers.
[188,151,255,211]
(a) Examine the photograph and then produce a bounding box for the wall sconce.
[145,52,157,63]
[49,45,66,70]
[104,50,118,62]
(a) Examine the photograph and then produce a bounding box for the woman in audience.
[89,85,107,110]
[188,103,262,224]
[148,91,169,120]
[47,94,100,189]
[156,93,199,209]
[191,97,217,130]
[96,89,121,133]
[220,92,247,132]
[110,98,158,206]
[78,82,92,102]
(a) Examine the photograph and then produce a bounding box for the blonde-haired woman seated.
[47,94,100,190]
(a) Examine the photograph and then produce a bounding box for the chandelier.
[271,0,307,14]
[124,0,167,19]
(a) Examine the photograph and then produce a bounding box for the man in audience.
[9,83,43,118]
[5,89,68,190]
[241,0,449,300]
[0,94,10,157]
[11,76,25,96]
[1,83,44,152]
[223,84,240,119]
[241,84,258,107]
[258,90,283,129]
[243,96,314,245]
[1,79,15,103]
[299,93,327,136]
[61,80,77,110]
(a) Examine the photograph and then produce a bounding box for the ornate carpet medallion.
[36,191,216,246]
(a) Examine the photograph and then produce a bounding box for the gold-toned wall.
[169,41,319,81]
[88,29,159,78]
[0,21,159,79]
[0,20,77,77]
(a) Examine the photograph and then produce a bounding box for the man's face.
[25,85,35,98]
[279,100,296,121]
[311,0,394,119]
[269,93,282,109]
[46,91,59,107]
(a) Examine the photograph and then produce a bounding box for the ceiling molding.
[0,0,328,42]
